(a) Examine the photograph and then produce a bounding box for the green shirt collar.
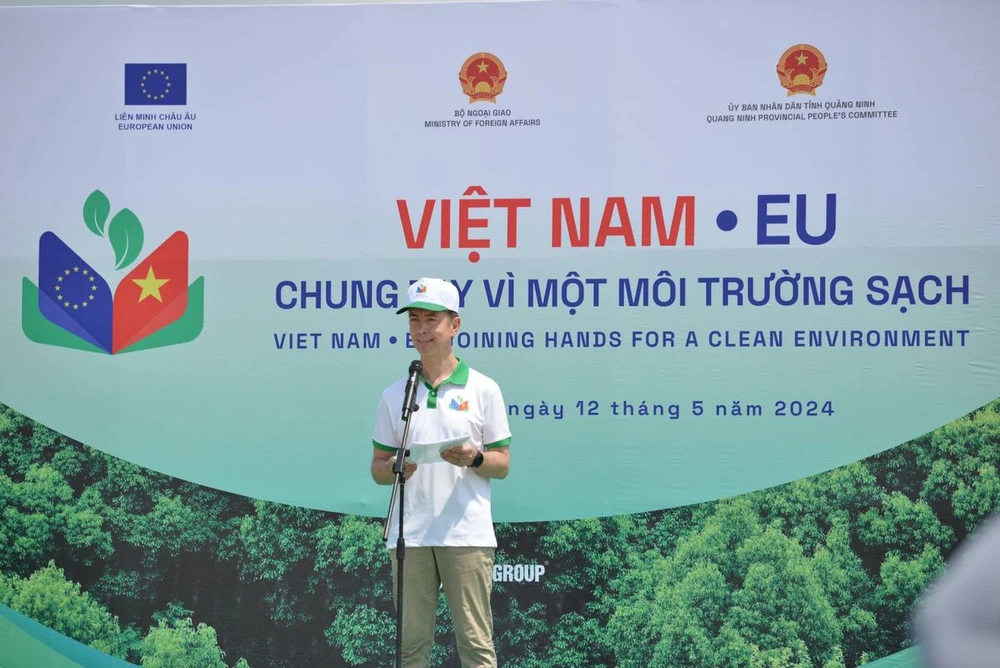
[422,357,469,390]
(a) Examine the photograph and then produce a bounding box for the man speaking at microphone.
[371,277,512,668]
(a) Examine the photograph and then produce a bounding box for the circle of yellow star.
[141,70,170,100]
[54,266,89,310]
[132,266,170,303]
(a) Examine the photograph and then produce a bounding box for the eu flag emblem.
[124,64,187,106]
[37,232,114,353]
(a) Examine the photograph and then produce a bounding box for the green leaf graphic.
[82,189,110,237]
[107,208,144,270]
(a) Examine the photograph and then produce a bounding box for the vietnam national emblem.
[459,52,508,103]
[776,44,828,96]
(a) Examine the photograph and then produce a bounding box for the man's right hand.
[387,455,417,481]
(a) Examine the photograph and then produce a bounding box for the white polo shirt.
[373,358,511,549]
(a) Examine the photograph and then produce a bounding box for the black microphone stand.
[384,360,421,668]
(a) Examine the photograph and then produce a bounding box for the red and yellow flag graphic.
[112,231,189,353]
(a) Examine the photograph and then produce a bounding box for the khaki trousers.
[389,546,497,668]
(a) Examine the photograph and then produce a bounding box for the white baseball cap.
[396,277,460,314]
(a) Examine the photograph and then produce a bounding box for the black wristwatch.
[470,451,484,468]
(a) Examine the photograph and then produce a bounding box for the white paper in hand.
[405,435,470,464]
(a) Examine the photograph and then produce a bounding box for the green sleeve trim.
[485,437,511,450]
[373,440,397,452]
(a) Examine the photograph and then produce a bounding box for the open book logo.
[21,189,204,354]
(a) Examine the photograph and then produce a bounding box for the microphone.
[401,359,422,422]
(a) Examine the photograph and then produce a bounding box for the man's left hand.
[441,444,480,467]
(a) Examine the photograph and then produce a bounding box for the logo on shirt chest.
[449,396,469,412]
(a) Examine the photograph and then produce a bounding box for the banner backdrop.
[1,0,999,666]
